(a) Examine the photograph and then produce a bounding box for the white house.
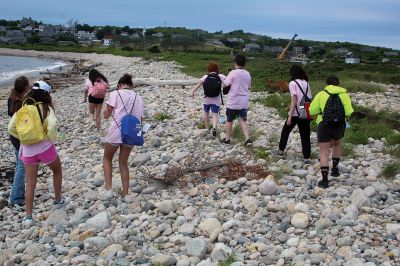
[243,43,261,52]
[152,32,164,38]
[102,35,114,46]
[227,37,244,43]
[77,31,96,41]
[345,57,360,64]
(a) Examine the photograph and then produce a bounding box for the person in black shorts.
[83,69,109,132]
[309,76,354,188]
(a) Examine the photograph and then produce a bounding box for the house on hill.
[4,30,28,43]
[77,31,96,41]
[227,37,244,43]
[243,43,261,52]
[271,46,283,53]
[206,39,225,47]
[102,35,114,46]
[293,47,304,55]
[384,51,398,56]
[152,32,164,38]
[361,46,377,52]
[345,53,360,64]
[336,47,349,57]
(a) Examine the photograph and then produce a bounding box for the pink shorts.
[20,144,58,165]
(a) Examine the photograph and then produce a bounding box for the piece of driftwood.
[108,78,197,91]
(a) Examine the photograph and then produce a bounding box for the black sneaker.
[221,138,231,144]
[317,178,329,189]
[331,168,340,177]
[211,128,217,138]
[244,139,253,146]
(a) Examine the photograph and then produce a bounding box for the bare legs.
[89,103,103,132]
[103,143,132,196]
[24,156,63,217]
[204,112,219,130]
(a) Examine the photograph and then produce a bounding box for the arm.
[103,104,114,119]
[342,94,354,117]
[287,95,297,125]
[46,108,58,141]
[8,114,18,138]
[83,89,88,103]
[191,80,203,99]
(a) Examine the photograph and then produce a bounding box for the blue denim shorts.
[226,108,248,122]
[203,104,220,113]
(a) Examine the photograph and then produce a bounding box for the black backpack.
[203,73,222,97]
[322,90,345,127]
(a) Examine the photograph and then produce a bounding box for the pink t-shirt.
[106,89,144,144]
[20,140,53,157]
[200,73,226,106]
[223,69,251,109]
[289,79,312,116]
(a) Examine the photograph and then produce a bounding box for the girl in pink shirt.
[83,69,109,132]
[103,74,144,197]
[277,65,312,161]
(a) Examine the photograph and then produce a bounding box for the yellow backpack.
[15,99,46,145]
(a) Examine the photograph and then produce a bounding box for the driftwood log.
[108,78,198,91]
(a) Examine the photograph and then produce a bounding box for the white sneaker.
[53,197,71,210]
[98,188,113,201]
[22,216,36,228]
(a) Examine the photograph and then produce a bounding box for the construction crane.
[278,33,298,61]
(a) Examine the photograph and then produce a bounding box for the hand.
[82,99,87,103]
[191,91,195,99]
[286,116,292,126]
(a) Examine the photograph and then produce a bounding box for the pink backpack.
[91,80,109,99]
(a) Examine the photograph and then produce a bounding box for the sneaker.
[211,128,217,138]
[244,139,253,146]
[53,197,71,210]
[317,178,329,189]
[22,216,35,228]
[221,138,231,144]
[98,188,113,201]
[273,150,285,157]
[331,167,340,177]
[10,202,24,212]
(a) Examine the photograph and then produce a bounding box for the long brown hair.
[10,76,29,114]
[24,89,54,121]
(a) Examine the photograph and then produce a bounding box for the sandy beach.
[1,48,400,265]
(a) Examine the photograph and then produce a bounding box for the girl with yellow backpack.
[8,81,69,227]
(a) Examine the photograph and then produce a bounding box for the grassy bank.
[254,93,400,146]
[1,44,399,92]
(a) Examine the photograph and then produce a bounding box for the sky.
[1,0,400,49]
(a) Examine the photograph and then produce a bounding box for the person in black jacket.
[7,76,29,206]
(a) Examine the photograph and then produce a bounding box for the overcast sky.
[2,0,399,49]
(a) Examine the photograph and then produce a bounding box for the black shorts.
[226,108,248,122]
[88,94,104,104]
[317,123,345,143]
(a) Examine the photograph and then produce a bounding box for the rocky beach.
[0,48,400,266]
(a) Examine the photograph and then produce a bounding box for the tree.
[96,26,113,39]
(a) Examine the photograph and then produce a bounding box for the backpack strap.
[116,90,129,115]
[293,80,310,100]
[293,80,309,116]
[129,94,138,115]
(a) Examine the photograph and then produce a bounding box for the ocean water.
[0,55,66,83]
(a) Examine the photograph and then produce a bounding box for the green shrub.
[382,161,400,179]
[383,145,400,158]
[255,147,270,160]
[218,253,236,266]
[154,112,172,121]
[148,45,161,53]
